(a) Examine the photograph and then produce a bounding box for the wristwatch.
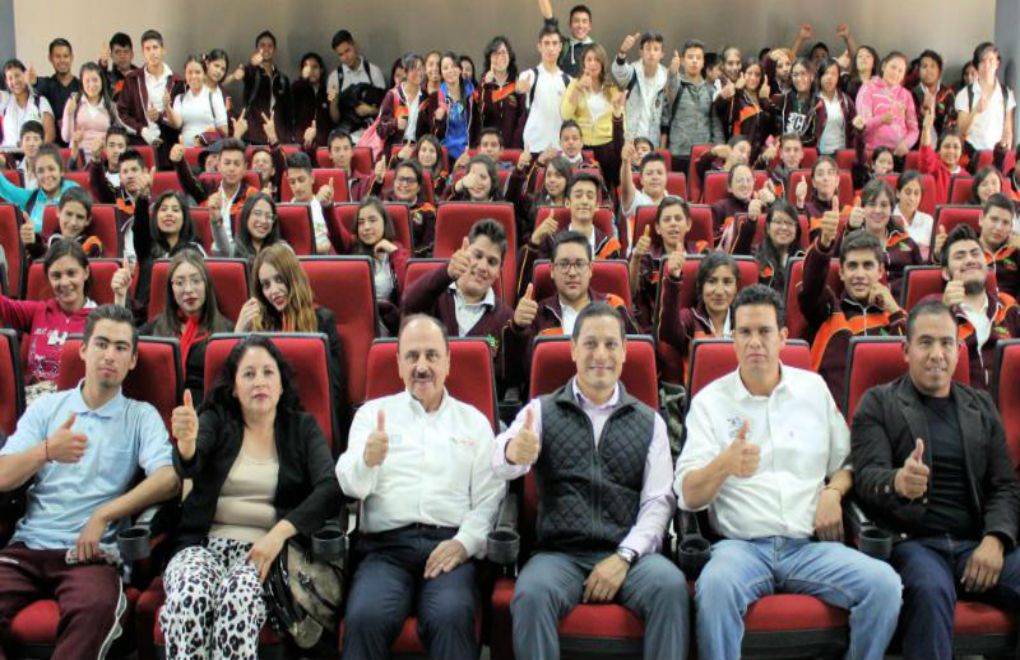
[616,547,638,565]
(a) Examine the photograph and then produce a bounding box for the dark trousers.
[891,535,1020,660]
[0,543,125,660]
[342,526,478,660]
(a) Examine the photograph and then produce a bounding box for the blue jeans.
[695,537,902,660]
[891,535,1020,660]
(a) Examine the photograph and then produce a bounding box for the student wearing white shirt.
[611,31,673,145]
[955,42,1016,153]
[895,171,935,260]
[283,151,333,254]
[336,315,505,660]
[675,285,902,660]
[166,56,228,147]
[494,303,689,660]
[1,60,55,147]
[520,25,571,154]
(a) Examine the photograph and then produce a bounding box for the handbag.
[264,535,346,649]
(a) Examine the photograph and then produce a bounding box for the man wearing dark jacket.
[850,300,1020,660]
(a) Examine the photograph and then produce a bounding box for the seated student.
[969,165,1006,206]
[0,144,79,234]
[165,55,229,147]
[75,124,129,192]
[507,152,571,241]
[694,135,753,184]
[796,156,845,241]
[613,31,674,147]
[133,250,231,405]
[936,224,1020,389]
[919,106,965,207]
[495,302,690,660]
[169,140,259,254]
[401,218,513,354]
[235,243,344,406]
[284,151,335,254]
[394,134,450,200]
[290,51,331,148]
[88,147,151,253]
[1,59,56,146]
[895,170,936,260]
[115,30,184,166]
[476,127,514,170]
[676,284,902,660]
[850,300,1020,660]
[345,197,409,334]
[60,62,116,163]
[3,121,45,191]
[230,192,281,261]
[800,214,904,406]
[367,159,437,256]
[620,147,670,245]
[336,314,505,660]
[711,163,777,249]
[557,119,598,169]
[415,52,479,162]
[844,179,922,296]
[664,40,723,175]
[517,172,621,298]
[448,153,502,201]
[160,335,340,660]
[629,196,710,330]
[0,304,180,660]
[321,127,373,201]
[733,199,804,292]
[478,36,525,149]
[963,193,1020,298]
[761,132,805,197]
[22,187,102,260]
[955,42,1015,156]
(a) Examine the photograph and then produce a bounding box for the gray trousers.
[511,551,689,660]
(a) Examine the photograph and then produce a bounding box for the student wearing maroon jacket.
[98,32,139,99]
[378,53,428,156]
[815,57,857,156]
[346,197,409,334]
[479,36,525,148]
[843,179,922,298]
[231,30,292,145]
[973,194,1020,299]
[416,52,480,162]
[710,163,777,249]
[291,52,332,148]
[912,49,957,147]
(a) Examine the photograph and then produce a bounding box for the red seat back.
[702,170,768,205]
[280,168,350,204]
[57,335,182,430]
[148,258,249,322]
[467,147,522,165]
[363,338,498,429]
[688,338,812,398]
[687,143,714,202]
[741,213,812,252]
[403,258,504,302]
[534,206,616,239]
[2,171,21,186]
[949,176,975,205]
[900,266,945,310]
[629,171,689,198]
[844,336,970,417]
[0,204,24,297]
[329,202,412,253]
[932,205,981,249]
[434,202,517,304]
[634,204,714,249]
[877,173,937,215]
[202,333,336,450]
[182,146,204,170]
[151,171,184,196]
[42,204,120,258]
[994,340,1020,469]
[451,168,513,197]
[187,207,215,254]
[0,329,24,435]
[389,144,449,172]
[134,146,156,170]
[788,169,855,209]
[26,258,118,304]
[834,149,856,171]
[531,259,632,309]
[801,147,819,168]
[976,149,1017,174]
[529,335,659,408]
[198,172,262,195]
[64,171,90,190]
[904,150,920,171]
[784,257,842,340]
[298,256,376,405]
[382,169,436,205]
[273,204,315,255]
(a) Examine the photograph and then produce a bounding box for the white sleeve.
[335,400,382,498]
[673,392,724,511]
[212,90,228,127]
[824,385,852,475]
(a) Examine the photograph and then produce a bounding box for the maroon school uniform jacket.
[291,79,333,147]
[115,68,185,166]
[479,79,526,149]
[515,226,623,301]
[378,85,428,155]
[634,240,711,332]
[813,91,857,152]
[656,272,734,382]
[710,194,749,246]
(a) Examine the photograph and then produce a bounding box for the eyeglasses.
[249,209,275,220]
[770,218,798,228]
[171,276,203,290]
[395,176,418,185]
[553,259,590,273]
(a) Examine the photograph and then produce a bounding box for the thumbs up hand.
[933,224,949,260]
[364,410,389,467]
[895,438,930,499]
[505,405,541,466]
[19,220,36,245]
[46,414,88,463]
[111,255,133,306]
[722,421,759,478]
[447,236,472,280]
[172,390,199,457]
[303,120,318,147]
[631,224,653,259]
[514,283,539,327]
[315,176,335,205]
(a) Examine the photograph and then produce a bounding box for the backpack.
[525,66,571,109]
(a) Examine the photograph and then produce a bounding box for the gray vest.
[534,382,655,553]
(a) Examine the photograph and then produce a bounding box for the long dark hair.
[151,249,230,336]
[150,190,199,257]
[199,334,303,420]
[849,45,879,84]
[234,192,281,260]
[484,36,519,82]
[351,196,397,255]
[755,200,801,292]
[43,237,91,297]
[694,251,740,309]
[74,62,119,128]
[535,156,572,206]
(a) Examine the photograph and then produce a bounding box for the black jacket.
[172,406,341,551]
[850,375,1019,549]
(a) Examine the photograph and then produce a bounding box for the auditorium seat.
[994,339,1020,468]
[528,334,658,407]
[273,204,315,255]
[701,169,769,205]
[280,168,350,203]
[382,168,436,205]
[738,212,811,251]
[26,258,118,305]
[629,171,687,197]
[187,207,215,255]
[467,147,522,165]
[1,170,21,187]
[148,258,249,322]
[329,201,413,253]
[788,169,855,210]
[150,171,184,196]
[687,337,811,397]
[784,256,842,341]
[634,204,715,249]
[687,143,714,202]
[451,167,513,197]
[900,265,944,310]
[63,170,90,189]
[42,204,121,258]
[198,172,261,195]
[976,148,1016,174]
[0,203,24,296]
[0,328,24,435]
[834,149,855,171]
[402,258,505,301]
[534,206,616,243]
[182,146,204,170]
[877,173,937,215]
[932,205,981,247]
[531,259,631,309]
[434,201,517,304]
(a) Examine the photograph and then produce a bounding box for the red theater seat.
[687,143,714,202]
[329,202,412,253]
[784,256,842,341]
[280,168,350,203]
[702,169,769,205]
[687,338,811,398]
[0,204,24,296]
[273,204,315,255]
[26,258,118,305]
[634,204,714,249]
[531,259,631,310]
[434,202,517,304]
[42,204,121,258]
[932,205,981,248]
[0,329,24,435]
[148,258,249,323]
[534,205,616,239]
[788,168,855,210]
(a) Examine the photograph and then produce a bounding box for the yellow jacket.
[560,79,622,147]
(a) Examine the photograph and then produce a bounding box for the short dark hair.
[656,195,691,225]
[398,313,449,351]
[19,120,44,140]
[567,171,600,196]
[468,218,507,261]
[559,119,582,137]
[326,128,353,148]
[255,30,277,47]
[906,300,958,340]
[639,152,667,172]
[682,39,705,56]
[140,30,163,47]
[59,186,93,217]
[218,138,246,158]
[479,127,503,146]
[331,29,354,50]
[918,49,944,73]
[839,229,885,264]
[118,148,146,171]
[48,38,72,55]
[973,41,1000,68]
[572,302,626,343]
[552,230,593,261]
[299,51,324,72]
[202,335,301,416]
[105,125,129,141]
[695,252,740,306]
[780,132,803,147]
[896,169,923,192]
[982,192,1015,218]
[640,32,664,48]
[109,32,132,50]
[940,224,981,266]
[733,283,785,328]
[83,304,138,353]
[285,151,313,173]
[569,4,592,19]
[34,144,64,172]
[538,24,561,43]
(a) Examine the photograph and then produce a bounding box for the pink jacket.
[856,79,919,151]
[0,296,94,383]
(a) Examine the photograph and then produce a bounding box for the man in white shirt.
[493,303,689,660]
[612,31,674,145]
[327,29,386,138]
[675,284,902,660]
[336,315,505,660]
[519,25,571,154]
[283,151,333,254]
[955,42,1016,153]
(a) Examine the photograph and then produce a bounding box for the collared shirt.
[961,295,992,347]
[335,389,505,557]
[373,252,395,301]
[558,298,581,335]
[568,222,597,255]
[308,197,329,249]
[0,92,52,148]
[0,382,173,549]
[449,282,495,336]
[955,81,1016,151]
[674,367,850,540]
[492,379,676,557]
[818,93,846,153]
[143,64,173,113]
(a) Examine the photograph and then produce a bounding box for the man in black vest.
[493,302,689,660]
[851,300,1020,660]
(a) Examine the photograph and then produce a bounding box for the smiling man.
[0,305,179,660]
[676,284,902,660]
[335,314,505,660]
[494,302,689,660]
[976,194,1020,298]
[800,210,905,407]
[851,300,1020,660]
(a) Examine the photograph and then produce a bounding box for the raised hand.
[111,255,133,306]
[171,390,198,458]
[169,143,185,164]
[852,115,867,131]
[631,225,652,259]
[447,236,472,279]
[316,177,335,205]
[795,179,809,207]
[46,414,88,463]
[374,158,387,183]
[146,101,160,122]
[669,50,681,76]
[819,195,840,247]
[721,421,759,478]
[233,115,249,139]
[261,111,278,145]
[933,224,949,258]
[250,50,264,67]
[666,248,686,278]
[619,31,641,55]
[364,410,389,467]
[895,438,929,499]
[530,214,559,246]
[513,283,539,327]
[869,282,899,313]
[942,279,966,307]
[516,149,533,172]
[19,220,35,245]
[303,120,318,147]
[234,297,261,332]
[506,406,541,465]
